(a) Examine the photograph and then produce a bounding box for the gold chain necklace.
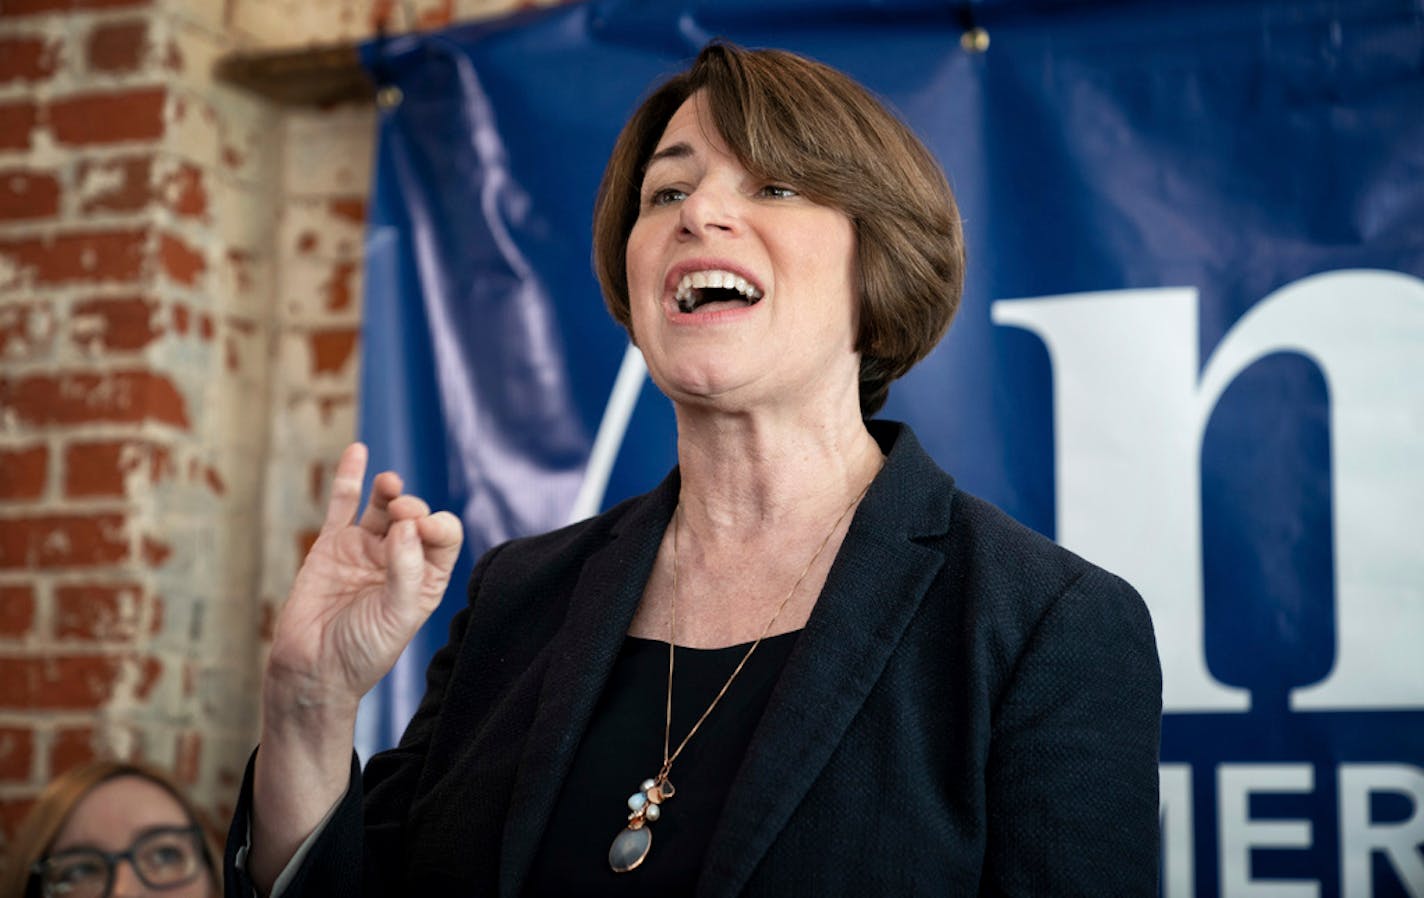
[608,474,877,873]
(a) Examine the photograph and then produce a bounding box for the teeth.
[672,269,764,309]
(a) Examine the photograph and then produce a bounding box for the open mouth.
[673,269,764,314]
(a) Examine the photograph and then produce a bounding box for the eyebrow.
[641,141,694,175]
[49,824,195,856]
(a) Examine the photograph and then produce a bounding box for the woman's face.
[626,92,861,416]
[42,776,213,898]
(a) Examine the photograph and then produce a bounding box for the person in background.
[2,759,220,898]
[233,41,1162,895]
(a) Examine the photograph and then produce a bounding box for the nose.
[110,857,146,897]
[677,183,739,239]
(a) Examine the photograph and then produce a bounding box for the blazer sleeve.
[979,566,1163,897]
[224,542,508,897]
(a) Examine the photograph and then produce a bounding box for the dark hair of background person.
[592,41,966,417]
[0,759,222,898]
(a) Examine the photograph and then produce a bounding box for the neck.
[671,403,884,547]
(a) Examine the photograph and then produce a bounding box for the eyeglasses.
[31,825,207,898]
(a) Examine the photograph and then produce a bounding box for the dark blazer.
[227,421,1162,897]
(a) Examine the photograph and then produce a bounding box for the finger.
[385,519,437,622]
[416,511,464,577]
[358,470,405,534]
[384,494,432,522]
[322,443,369,532]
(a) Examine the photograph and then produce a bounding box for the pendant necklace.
[608,472,877,873]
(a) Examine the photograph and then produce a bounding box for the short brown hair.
[0,760,222,898]
[592,41,965,416]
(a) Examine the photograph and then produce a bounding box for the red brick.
[0,229,148,288]
[329,197,366,223]
[0,795,37,853]
[0,101,39,151]
[158,232,203,286]
[64,439,126,497]
[0,653,160,709]
[308,461,325,502]
[141,536,170,567]
[0,370,189,429]
[54,581,146,640]
[174,729,200,785]
[0,727,35,781]
[0,446,47,500]
[0,585,36,637]
[86,20,146,73]
[50,725,96,773]
[70,295,161,352]
[0,512,130,569]
[323,260,357,311]
[1,0,149,15]
[159,160,206,217]
[370,0,398,32]
[77,155,153,214]
[258,599,276,641]
[416,0,453,29]
[0,36,58,84]
[50,88,166,146]
[310,328,358,374]
[0,169,61,221]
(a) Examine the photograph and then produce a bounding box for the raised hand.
[250,444,463,889]
[266,442,465,714]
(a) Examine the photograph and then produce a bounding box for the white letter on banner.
[1160,764,1195,898]
[1339,764,1424,897]
[992,287,1247,712]
[1218,764,1318,898]
[991,270,1424,713]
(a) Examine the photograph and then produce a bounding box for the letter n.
[992,270,1424,712]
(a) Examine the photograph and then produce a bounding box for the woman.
[231,43,1162,895]
[3,760,220,898]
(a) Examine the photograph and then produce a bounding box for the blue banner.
[357,1,1424,893]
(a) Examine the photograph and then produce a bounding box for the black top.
[525,632,800,896]
[223,422,1162,897]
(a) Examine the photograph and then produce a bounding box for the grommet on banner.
[377,85,404,108]
[961,27,990,53]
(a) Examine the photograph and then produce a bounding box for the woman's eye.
[758,184,799,199]
[52,859,104,884]
[646,187,686,207]
[147,845,186,867]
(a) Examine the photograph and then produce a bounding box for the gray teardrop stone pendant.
[609,825,653,872]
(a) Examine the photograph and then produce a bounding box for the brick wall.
[0,0,549,861]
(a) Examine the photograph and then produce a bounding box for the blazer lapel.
[497,473,679,898]
[696,424,956,898]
